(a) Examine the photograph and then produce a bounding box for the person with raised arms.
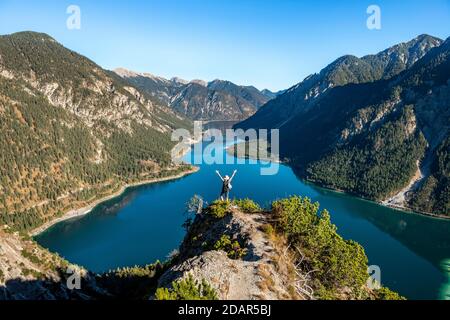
[215,169,237,201]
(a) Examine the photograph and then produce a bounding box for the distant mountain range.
[115,68,273,121]
[260,88,286,99]
[237,34,450,217]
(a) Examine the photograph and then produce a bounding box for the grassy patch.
[213,235,247,260]
[206,200,231,219]
[233,198,261,213]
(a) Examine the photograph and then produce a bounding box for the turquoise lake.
[35,139,450,300]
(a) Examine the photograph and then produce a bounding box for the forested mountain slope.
[290,38,450,215]
[0,32,191,231]
[238,34,442,130]
[115,68,271,121]
[236,35,450,216]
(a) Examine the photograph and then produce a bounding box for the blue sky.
[0,0,449,91]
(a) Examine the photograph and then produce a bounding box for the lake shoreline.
[304,177,450,221]
[30,166,200,237]
[226,142,449,221]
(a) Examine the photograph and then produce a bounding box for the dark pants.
[220,190,229,201]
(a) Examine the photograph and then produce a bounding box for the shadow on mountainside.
[0,274,100,300]
[0,264,165,300]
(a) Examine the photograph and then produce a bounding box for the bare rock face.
[158,209,299,300]
[0,33,178,136]
[0,31,192,228]
[115,69,272,121]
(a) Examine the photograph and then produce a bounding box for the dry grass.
[263,230,307,300]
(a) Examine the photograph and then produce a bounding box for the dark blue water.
[36,141,450,300]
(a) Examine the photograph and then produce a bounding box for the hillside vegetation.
[0,197,404,300]
[236,35,450,216]
[0,32,192,231]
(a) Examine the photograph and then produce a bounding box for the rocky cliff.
[158,207,298,300]
[238,34,442,130]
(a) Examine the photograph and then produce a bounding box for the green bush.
[233,198,261,213]
[99,262,165,299]
[261,224,274,236]
[21,249,41,265]
[272,196,369,299]
[213,235,247,260]
[206,200,231,219]
[155,274,218,300]
[372,287,406,300]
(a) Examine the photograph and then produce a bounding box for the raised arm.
[215,170,224,181]
[230,170,237,181]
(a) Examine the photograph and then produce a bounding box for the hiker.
[215,170,237,201]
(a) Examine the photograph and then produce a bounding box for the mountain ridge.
[238,34,443,130]
[0,198,403,300]
[236,34,450,217]
[0,31,192,231]
[115,67,272,121]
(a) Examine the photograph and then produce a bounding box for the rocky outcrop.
[236,35,450,217]
[158,208,300,300]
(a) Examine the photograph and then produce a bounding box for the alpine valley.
[0,31,193,232]
[0,30,449,301]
